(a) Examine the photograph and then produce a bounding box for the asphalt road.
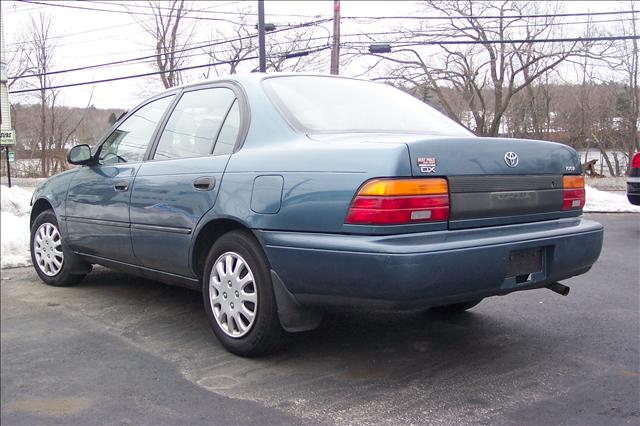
[1,213,639,425]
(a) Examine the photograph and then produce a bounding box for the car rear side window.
[154,88,236,160]
[213,99,240,156]
[99,95,174,164]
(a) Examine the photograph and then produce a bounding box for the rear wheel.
[202,230,285,357]
[430,299,483,314]
[30,210,87,287]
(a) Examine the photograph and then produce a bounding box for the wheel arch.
[30,198,54,229]
[192,216,323,333]
[191,217,256,279]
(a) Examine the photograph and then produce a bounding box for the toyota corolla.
[30,74,604,356]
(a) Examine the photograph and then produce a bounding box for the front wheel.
[30,210,87,287]
[429,299,483,314]
[202,230,285,357]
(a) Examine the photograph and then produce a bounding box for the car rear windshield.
[263,76,474,136]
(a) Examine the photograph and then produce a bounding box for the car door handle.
[193,177,215,191]
[114,180,129,192]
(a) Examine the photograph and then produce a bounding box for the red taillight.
[345,178,449,225]
[562,175,585,210]
[631,152,640,169]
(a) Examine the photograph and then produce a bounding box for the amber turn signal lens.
[562,175,585,210]
[358,178,448,196]
[563,175,584,189]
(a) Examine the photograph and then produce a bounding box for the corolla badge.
[504,152,519,167]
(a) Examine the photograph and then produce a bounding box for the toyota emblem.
[504,152,519,167]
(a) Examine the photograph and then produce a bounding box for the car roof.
[169,72,366,92]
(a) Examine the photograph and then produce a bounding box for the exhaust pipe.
[546,282,570,296]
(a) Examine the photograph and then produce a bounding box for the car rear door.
[129,84,244,277]
[65,95,175,263]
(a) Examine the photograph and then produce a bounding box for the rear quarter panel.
[215,140,412,233]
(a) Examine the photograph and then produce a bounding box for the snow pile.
[584,185,640,213]
[1,185,33,268]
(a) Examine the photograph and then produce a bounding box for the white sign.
[0,129,15,146]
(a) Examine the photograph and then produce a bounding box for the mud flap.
[270,270,323,333]
[62,241,93,274]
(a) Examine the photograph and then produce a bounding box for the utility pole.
[257,0,266,72]
[330,0,340,75]
[0,10,16,187]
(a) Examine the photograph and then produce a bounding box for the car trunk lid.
[404,136,581,229]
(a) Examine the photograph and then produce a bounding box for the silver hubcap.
[209,251,258,338]
[33,223,64,277]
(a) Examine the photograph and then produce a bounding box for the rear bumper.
[256,217,603,307]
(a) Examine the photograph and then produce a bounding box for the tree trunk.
[40,90,47,178]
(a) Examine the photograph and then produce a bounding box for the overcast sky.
[1,0,625,110]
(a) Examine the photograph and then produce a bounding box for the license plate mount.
[506,248,543,277]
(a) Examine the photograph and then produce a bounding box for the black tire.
[30,210,87,287]
[202,230,285,357]
[430,299,483,314]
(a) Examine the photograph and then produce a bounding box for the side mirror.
[67,144,93,165]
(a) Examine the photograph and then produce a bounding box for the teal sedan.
[30,74,603,356]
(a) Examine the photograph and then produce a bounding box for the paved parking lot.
[1,213,639,425]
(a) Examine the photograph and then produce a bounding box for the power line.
[343,9,639,21]
[8,30,365,80]
[22,0,635,23]
[11,45,332,94]
[86,0,331,19]
[342,34,640,48]
[6,5,633,55]
[89,2,637,22]
[411,16,640,32]
[5,21,153,51]
[9,44,255,81]
[5,21,141,47]
[10,27,638,81]
[15,0,331,34]
[11,58,260,94]
[12,33,637,89]
[4,3,46,14]
[8,13,637,56]
[6,16,329,57]
[16,0,247,26]
[8,17,333,80]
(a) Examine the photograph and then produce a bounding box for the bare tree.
[265,25,330,72]
[365,0,581,136]
[201,12,257,77]
[605,1,639,174]
[5,36,35,90]
[8,13,100,177]
[129,0,194,88]
[15,12,58,177]
[201,14,330,76]
[551,6,640,176]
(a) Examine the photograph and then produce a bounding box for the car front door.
[65,95,175,263]
[129,85,243,276]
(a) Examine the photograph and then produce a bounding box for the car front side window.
[99,95,174,165]
[154,88,236,160]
